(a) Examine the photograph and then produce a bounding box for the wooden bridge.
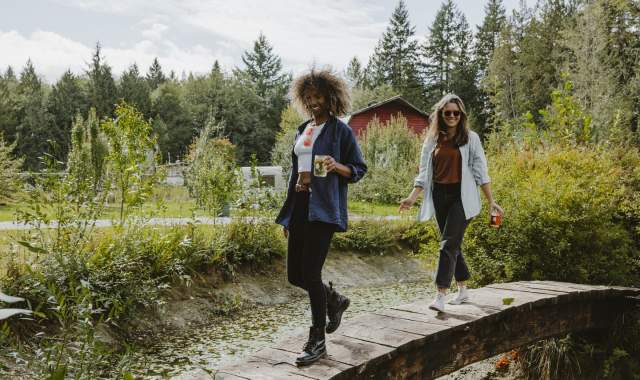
[212,281,640,380]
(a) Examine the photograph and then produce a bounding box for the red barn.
[344,96,430,138]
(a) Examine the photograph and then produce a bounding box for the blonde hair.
[290,68,351,117]
[427,93,470,146]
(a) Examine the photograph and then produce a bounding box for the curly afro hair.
[290,67,351,117]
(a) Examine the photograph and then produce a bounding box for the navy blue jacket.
[275,116,367,232]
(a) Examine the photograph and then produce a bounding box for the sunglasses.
[442,110,461,117]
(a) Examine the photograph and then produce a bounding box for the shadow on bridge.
[214,281,640,380]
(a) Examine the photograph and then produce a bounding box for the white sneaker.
[449,287,470,305]
[428,292,446,312]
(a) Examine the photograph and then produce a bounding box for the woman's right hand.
[399,196,416,212]
[283,227,289,238]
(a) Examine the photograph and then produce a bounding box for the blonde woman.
[275,68,367,366]
[399,94,503,312]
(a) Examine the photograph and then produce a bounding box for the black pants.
[287,191,335,328]
[433,182,471,289]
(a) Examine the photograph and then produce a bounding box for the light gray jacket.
[413,130,491,221]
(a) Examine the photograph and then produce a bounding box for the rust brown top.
[433,132,462,184]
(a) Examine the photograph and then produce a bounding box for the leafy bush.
[331,220,415,254]
[0,134,24,205]
[216,219,286,277]
[184,120,240,217]
[460,145,638,287]
[350,115,423,204]
[270,105,303,174]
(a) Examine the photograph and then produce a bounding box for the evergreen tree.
[474,0,507,131]
[235,33,290,164]
[151,81,193,162]
[450,14,481,125]
[475,0,507,80]
[366,0,423,106]
[87,43,118,119]
[345,56,364,88]
[119,63,151,117]
[147,57,167,90]
[0,134,23,204]
[15,60,54,170]
[47,70,88,162]
[0,67,19,145]
[237,33,289,99]
[422,0,461,107]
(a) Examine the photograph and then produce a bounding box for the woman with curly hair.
[275,68,367,366]
[399,94,503,312]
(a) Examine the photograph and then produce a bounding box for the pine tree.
[474,0,507,131]
[345,56,364,88]
[47,70,88,162]
[450,14,480,117]
[15,60,54,170]
[475,0,507,80]
[151,81,193,162]
[0,67,19,144]
[119,63,151,117]
[87,43,118,119]
[366,0,423,106]
[422,0,460,107]
[147,57,167,90]
[235,33,290,164]
[0,134,23,204]
[237,33,289,99]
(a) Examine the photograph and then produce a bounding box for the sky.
[0,0,524,83]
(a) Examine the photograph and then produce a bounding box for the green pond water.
[131,279,436,379]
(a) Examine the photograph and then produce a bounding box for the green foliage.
[216,220,286,277]
[67,108,109,195]
[350,115,423,204]
[518,334,582,380]
[87,43,117,119]
[270,104,303,173]
[184,121,240,217]
[101,102,164,224]
[235,154,285,216]
[0,134,23,205]
[462,145,638,287]
[331,220,401,254]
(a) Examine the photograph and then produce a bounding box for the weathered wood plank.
[324,335,395,366]
[213,372,248,380]
[216,358,317,379]
[487,282,571,296]
[350,313,448,336]
[251,347,351,379]
[338,320,423,348]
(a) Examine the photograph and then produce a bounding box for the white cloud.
[0,29,234,82]
[141,23,169,40]
[42,0,389,74]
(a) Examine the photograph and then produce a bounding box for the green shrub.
[184,120,240,217]
[331,220,411,254]
[216,219,286,276]
[462,145,638,287]
[0,134,24,205]
[350,115,423,204]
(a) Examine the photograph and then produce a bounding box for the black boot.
[295,326,326,366]
[325,282,350,334]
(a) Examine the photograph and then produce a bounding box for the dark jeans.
[287,191,335,328]
[433,182,471,289]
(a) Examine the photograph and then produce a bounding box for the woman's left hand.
[324,156,337,172]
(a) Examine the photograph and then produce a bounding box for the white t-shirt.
[294,122,325,172]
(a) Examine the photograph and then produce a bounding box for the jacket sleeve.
[470,133,491,186]
[341,127,367,183]
[413,136,431,188]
